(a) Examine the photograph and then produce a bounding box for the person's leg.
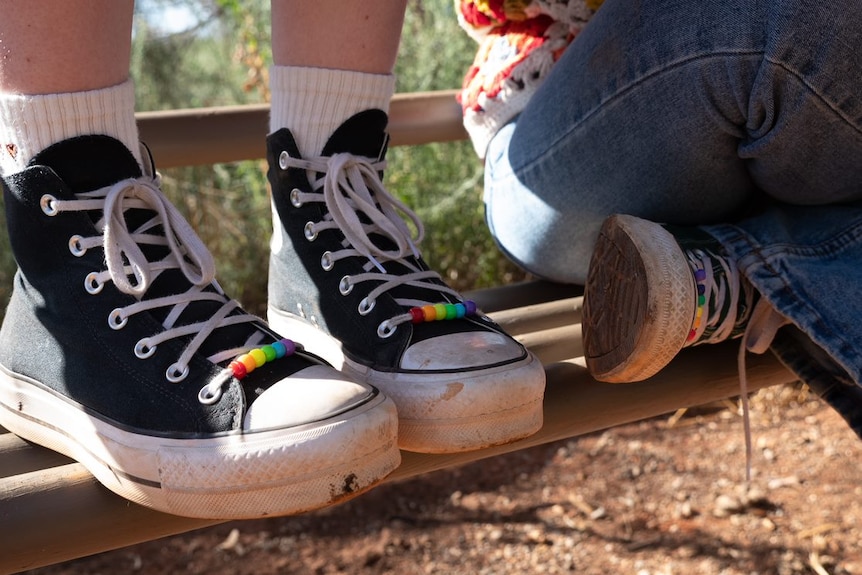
[577,0,862,438]
[266,1,545,453]
[272,1,404,72]
[0,0,141,174]
[0,0,131,93]
[486,0,765,284]
[705,204,862,439]
[486,0,862,285]
[269,0,404,159]
[0,1,400,517]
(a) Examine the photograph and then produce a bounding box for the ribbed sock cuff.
[269,66,395,158]
[0,80,141,175]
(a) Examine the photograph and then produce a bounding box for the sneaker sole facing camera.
[0,136,401,519]
[583,214,695,383]
[583,214,756,383]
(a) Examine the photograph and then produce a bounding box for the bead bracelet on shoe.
[687,268,707,342]
[376,300,479,339]
[229,338,296,380]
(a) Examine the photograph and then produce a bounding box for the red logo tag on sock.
[5,143,17,159]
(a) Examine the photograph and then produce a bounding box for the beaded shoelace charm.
[687,267,707,342]
[408,300,477,324]
[228,338,296,380]
[376,300,479,338]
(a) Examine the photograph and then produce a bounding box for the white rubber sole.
[268,308,545,454]
[583,214,695,383]
[0,365,400,519]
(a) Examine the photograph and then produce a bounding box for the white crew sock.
[269,66,396,158]
[0,80,141,176]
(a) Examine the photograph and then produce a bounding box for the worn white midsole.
[0,363,400,517]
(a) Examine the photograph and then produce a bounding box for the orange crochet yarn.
[456,0,604,157]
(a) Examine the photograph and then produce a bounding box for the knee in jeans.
[485,201,595,284]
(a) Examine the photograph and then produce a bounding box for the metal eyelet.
[278,150,290,170]
[304,222,317,241]
[40,194,59,216]
[84,272,103,294]
[198,384,223,405]
[290,188,303,207]
[68,235,87,257]
[134,339,156,359]
[321,251,334,271]
[377,320,397,339]
[358,297,375,316]
[108,308,128,330]
[339,276,353,295]
[166,363,190,383]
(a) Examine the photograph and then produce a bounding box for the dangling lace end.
[368,253,387,274]
[407,236,422,261]
[737,340,753,484]
[736,298,791,485]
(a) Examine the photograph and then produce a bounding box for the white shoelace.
[685,248,790,481]
[43,175,264,401]
[280,151,463,337]
[737,298,791,481]
[684,248,755,346]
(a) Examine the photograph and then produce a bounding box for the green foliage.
[0,0,526,321]
[388,1,528,291]
[131,0,274,315]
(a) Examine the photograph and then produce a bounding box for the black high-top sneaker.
[583,214,758,383]
[0,136,400,519]
[266,111,545,453]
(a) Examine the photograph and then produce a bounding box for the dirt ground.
[24,383,862,575]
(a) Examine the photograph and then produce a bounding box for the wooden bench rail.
[0,92,799,574]
[136,90,467,169]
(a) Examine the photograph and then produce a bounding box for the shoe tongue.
[317,111,460,318]
[29,135,142,195]
[320,110,389,159]
[665,224,752,343]
[318,109,406,258]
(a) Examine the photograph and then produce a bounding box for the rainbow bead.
[249,348,267,367]
[229,338,295,380]
[240,354,257,372]
[687,267,708,342]
[422,304,437,321]
[232,361,248,379]
[409,300,477,324]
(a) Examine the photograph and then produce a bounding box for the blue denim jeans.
[484,0,862,434]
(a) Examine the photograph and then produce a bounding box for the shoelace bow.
[48,175,265,402]
[685,248,790,482]
[282,152,464,337]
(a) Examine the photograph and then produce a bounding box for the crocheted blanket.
[456,0,604,157]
